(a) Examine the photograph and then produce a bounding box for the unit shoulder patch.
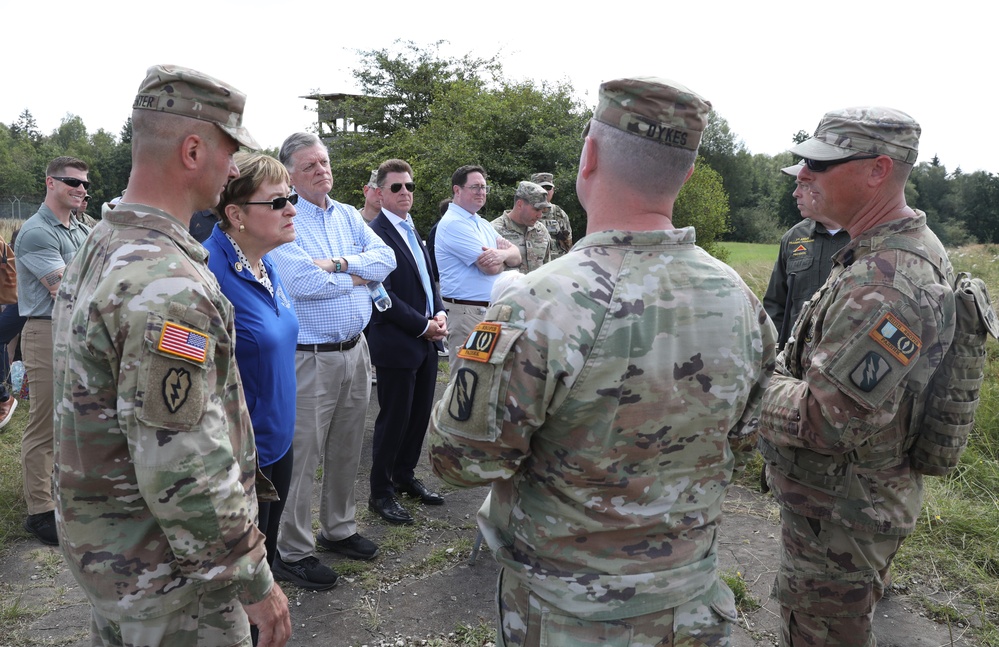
[457,322,502,362]
[850,351,892,392]
[867,311,921,366]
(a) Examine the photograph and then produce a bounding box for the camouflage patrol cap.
[367,170,379,188]
[590,77,711,151]
[133,64,260,150]
[530,172,555,188]
[781,162,804,177]
[790,107,919,164]
[515,181,553,210]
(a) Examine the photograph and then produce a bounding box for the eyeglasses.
[387,182,415,193]
[803,155,880,173]
[51,176,91,190]
[82,195,91,202]
[244,194,299,210]
[463,184,490,194]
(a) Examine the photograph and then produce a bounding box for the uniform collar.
[106,203,208,263]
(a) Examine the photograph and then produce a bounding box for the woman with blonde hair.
[204,152,299,572]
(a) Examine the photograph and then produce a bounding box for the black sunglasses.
[51,176,91,190]
[244,194,299,210]
[803,155,879,173]
[387,182,415,193]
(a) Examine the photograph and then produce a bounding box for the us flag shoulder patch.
[157,322,209,363]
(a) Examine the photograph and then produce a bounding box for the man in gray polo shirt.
[15,155,92,545]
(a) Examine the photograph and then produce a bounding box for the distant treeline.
[3,41,994,249]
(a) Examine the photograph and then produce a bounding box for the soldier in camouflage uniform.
[52,65,291,647]
[531,172,573,259]
[429,77,777,647]
[490,181,552,274]
[758,108,957,647]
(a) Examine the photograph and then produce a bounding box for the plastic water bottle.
[368,282,392,312]
[9,360,24,394]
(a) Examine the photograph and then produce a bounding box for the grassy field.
[719,241,779,298]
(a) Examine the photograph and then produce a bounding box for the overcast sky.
[4,0,993,175]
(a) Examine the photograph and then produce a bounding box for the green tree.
[54,114,89,153]
[954,171,999,244]
[700,112,755,211]
[345,40,500,136]
[325,42,589,235]
[674,162,730,260]
[8,109,42,147]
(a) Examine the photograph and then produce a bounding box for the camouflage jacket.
[759,212,956,535]
[53,205,273,621]
[429,228,776,619]
[541,203,573,260]
[491,211,551,274]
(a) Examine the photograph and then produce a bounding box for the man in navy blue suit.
[366,159,449,524]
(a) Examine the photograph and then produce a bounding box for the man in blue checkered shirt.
[269,132,396,591]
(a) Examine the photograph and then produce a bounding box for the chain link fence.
[0,196,42,221]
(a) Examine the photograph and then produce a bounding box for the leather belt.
[296,335,361,353]
[443,297,489,308]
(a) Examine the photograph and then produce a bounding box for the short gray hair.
[279,132,323,170]
[589,120,696,199]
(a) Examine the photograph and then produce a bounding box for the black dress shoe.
[397,478,445,505]
[369,496,414,525]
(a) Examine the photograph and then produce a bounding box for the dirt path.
[0,383,983,647]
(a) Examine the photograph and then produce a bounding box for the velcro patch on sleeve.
[868,311,921,366]
[447,368,478,421]
[850,351,893,392]
[457,322,502,362]
[157,322,209,363]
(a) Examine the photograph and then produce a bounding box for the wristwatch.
[333,258,343,273]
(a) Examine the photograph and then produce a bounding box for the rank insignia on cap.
[163,367,192,413]
[458,322,502,362]
[157,322,209,363]
[448,368,478,421]
[851,351,892,392]
[868,311,921,366]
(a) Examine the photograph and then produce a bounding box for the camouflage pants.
[775,508,903,647]
[497,568,733,647]
[89,583,251,647]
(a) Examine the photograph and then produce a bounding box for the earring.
[239,224,245,232]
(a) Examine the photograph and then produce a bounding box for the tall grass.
[895,244,999,644]
[719,242,778,299]
[0,219,25,244]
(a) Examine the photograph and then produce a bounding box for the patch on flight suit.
[157,322,209,363]
[850,352,892,392]
[163,367,192,413]
[458,322,502,362]
[868,311,921,366]
[793,244,807,253]
[448,368,478,421]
